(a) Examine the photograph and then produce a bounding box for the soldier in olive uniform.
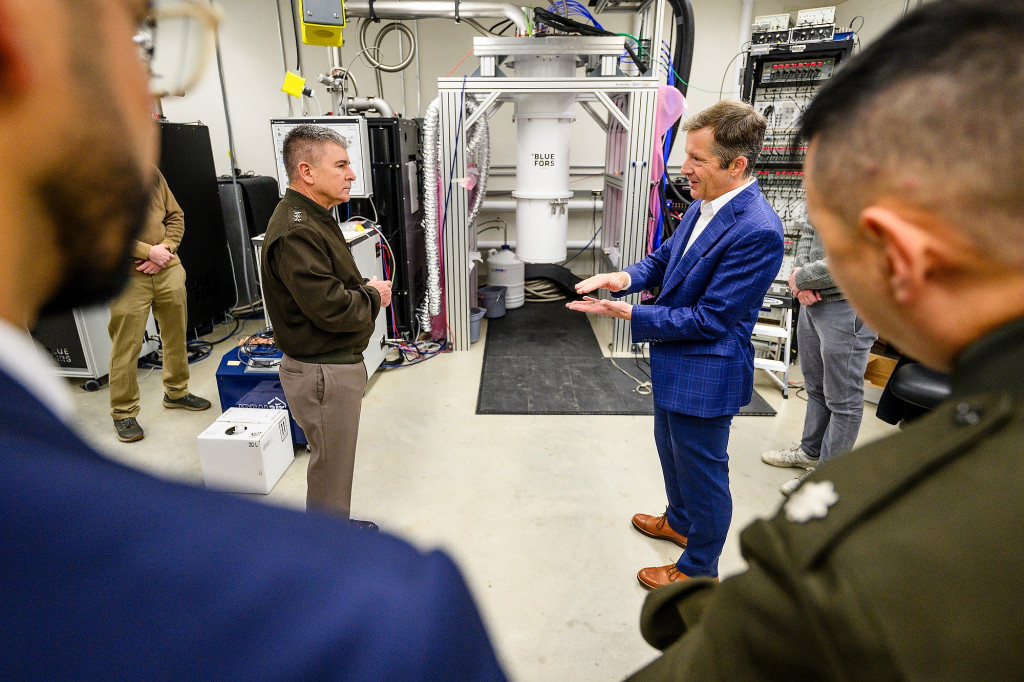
[627,2,1024,679]
[261,125,391,522]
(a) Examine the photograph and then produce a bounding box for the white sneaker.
[781,467,816,497]
[761,443,818,468]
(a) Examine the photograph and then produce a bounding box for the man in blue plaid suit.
[569,101,783,588]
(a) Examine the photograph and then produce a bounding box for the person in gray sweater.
[761,221,877,494]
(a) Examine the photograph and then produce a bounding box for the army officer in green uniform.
[262,124,391,523]
[627,2,1024,679]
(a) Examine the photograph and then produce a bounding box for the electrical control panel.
[752,14,792,31]
[791,24,835,43]
[742,37,853,245]
[759,58,837,84]
[751,6,837,48]
[751,29,793,46]
[796,6,835,26]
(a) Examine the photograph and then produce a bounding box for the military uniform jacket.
[262,189,380,363]
[628,316,1024,681]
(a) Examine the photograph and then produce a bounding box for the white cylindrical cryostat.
[512,53,576,263]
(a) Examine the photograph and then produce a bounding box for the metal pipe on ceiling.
[345,1,529,35]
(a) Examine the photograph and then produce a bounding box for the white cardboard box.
[196,407,294,494]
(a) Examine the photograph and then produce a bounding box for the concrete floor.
[66,313,897,681]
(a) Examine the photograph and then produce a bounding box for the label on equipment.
[533,153,556,167]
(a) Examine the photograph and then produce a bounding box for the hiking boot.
[113,417,144,443]
[163,393,212,411]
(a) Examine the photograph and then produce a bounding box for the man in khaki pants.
[261,125,391,525]
[108,167,210,442]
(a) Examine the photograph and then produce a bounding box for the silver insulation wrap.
[464,99,490,231]
[420,97,443,328]
[419,95,493,331]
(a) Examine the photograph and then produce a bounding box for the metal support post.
[439,88,472,350]
[611,86,658,355]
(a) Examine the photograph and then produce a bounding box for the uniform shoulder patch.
[292,207,304,223]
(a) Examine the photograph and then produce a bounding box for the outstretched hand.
[575,272,630,295]
[565,295,632,320]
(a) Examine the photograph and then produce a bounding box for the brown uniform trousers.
[278,355,367,517]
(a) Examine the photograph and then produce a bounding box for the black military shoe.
[163,393,212,411]
[113,417,144,443]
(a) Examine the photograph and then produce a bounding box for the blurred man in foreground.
[0,1,504,678]
[627,1,1024,678]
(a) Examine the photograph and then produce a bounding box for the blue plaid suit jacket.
[618,182,784,417]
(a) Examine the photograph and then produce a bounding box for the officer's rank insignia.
[785,481,838,523]
[292,209,303,222]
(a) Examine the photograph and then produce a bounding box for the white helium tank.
[487,246,525,309]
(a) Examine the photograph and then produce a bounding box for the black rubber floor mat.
[738,388,776,416]
[481,301,600,359]
[476,302,776,417]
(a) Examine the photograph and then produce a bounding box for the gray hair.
[683,101,766,178]
[282,124,347,184]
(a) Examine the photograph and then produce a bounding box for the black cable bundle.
[531,8,645,71]
[532,7,610,37]
[664,0,695,156]
[237,329,281,369]
[138,338,214,368]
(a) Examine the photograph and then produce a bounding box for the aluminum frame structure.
[436,3,666,352]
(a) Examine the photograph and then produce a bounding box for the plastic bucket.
[479,285,507,319]
[469,307,486,343]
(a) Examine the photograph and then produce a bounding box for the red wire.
[378,240,400,339]
[569,172,603,184]
[446,48,475,78]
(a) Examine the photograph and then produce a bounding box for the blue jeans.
[654,407,733,578]
[798,299,878,463]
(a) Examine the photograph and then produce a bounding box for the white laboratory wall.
[158,0,910,267]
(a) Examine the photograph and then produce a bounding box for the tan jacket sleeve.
[158,176,185,253]
[131,171,184,263]
[132,241,153,262]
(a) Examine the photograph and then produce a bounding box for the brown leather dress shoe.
[637,564,718,590]
[631,512,688,549]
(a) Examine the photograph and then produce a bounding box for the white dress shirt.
[0,317,74,422]
[683,177,756,255]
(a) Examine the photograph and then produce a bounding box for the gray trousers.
[798,299,877,463]
[278,355,367,518]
